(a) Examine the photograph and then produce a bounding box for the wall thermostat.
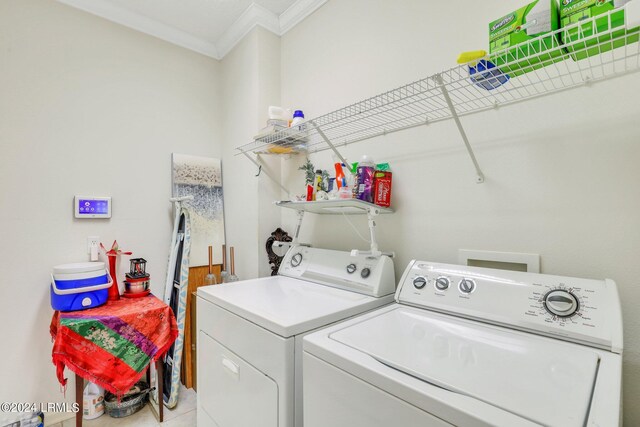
[74,196,111,218]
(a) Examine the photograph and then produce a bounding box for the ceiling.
[57,0,327,59]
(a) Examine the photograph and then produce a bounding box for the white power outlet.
[87,236,100,254]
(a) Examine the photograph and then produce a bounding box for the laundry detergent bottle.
[356,155,375,203]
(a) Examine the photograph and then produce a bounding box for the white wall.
[279,0,640,424]
[220,26,284,280]
[0,0,221,421]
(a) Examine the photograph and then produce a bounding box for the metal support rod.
[350,206,385,258]
[292,210,305,244]
[435,75,485,184]
[242,152,292,197]
[367,206,380,254]
[310,120,354,175]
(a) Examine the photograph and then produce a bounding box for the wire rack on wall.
[237,9,640,168]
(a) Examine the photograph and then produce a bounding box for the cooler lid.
[53,262,105,275]
[197,276,393,337]
[329,306,599,427]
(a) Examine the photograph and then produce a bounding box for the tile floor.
[48,385,197,427]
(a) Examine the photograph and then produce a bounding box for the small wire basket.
[104,381,153,418]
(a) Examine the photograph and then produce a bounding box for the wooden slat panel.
[181,265,222,389]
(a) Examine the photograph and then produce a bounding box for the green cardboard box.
[560,0,639,61]
[489,0,563,76]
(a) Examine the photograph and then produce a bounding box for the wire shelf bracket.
[310,120,353,176]
[435,74,486,184]
[242,152,293,198]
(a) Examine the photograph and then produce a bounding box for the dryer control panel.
[396,261,623,353]
[279,245,396,298]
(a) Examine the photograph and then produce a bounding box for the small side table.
[50,294,178,427]
[74,358,163,427]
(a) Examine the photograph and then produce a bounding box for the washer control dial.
[290,253,303,267]
[458,278,476,294]
[544,290,579,317]
[346,263,357,274]
[361,268,371,279]
[413,276,427,289]
[434,277,450,291]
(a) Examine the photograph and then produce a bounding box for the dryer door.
[199,331,278,427]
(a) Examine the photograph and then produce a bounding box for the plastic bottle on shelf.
[356,155,375,203]
[333,157,345,190]
[291,110,305,130]
[350,163,358,198]
[328,178,339,199]
[306,184,314,201]
[268,106,292,122]
[313,169,323,201]
[338,179,352,199]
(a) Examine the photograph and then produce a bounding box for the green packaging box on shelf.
[489,0,562,76]
[560,0,639,61]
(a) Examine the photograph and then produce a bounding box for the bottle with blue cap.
[291,110,305,131]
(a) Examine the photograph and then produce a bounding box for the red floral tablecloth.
[50,294,178,396]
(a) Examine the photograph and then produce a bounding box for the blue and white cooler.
[50,262,111,312]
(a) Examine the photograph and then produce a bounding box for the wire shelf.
[237,9,640,156]
[276,199,393,215]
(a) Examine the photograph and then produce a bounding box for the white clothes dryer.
[196,245,396,427]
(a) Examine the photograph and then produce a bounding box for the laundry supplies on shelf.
[334,158,346,190]
[50,262,111,312]
[561,0,640,61]
[291,110,306,131]
[355,155,376,203]
[469,58,511,90]
[252,106,309,154]
[347,158,394,208]
[237,8,640,187]
[489,0,562,76]
[373,164,393,208]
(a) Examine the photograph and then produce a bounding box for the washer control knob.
[290,253,303,267]
[346,263,357,274]
[361,268,371,279]
[413,276,427,289]
[544,290,579,317]
[435,277,450,291]
[458,278,476,294]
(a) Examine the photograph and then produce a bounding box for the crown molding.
[216,3,281,59]
[279,0,328,34]
[57,0,219,58]
[57,0,328,60]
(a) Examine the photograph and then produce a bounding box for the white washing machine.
[303,260,623,427]
[196,244,396,427]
